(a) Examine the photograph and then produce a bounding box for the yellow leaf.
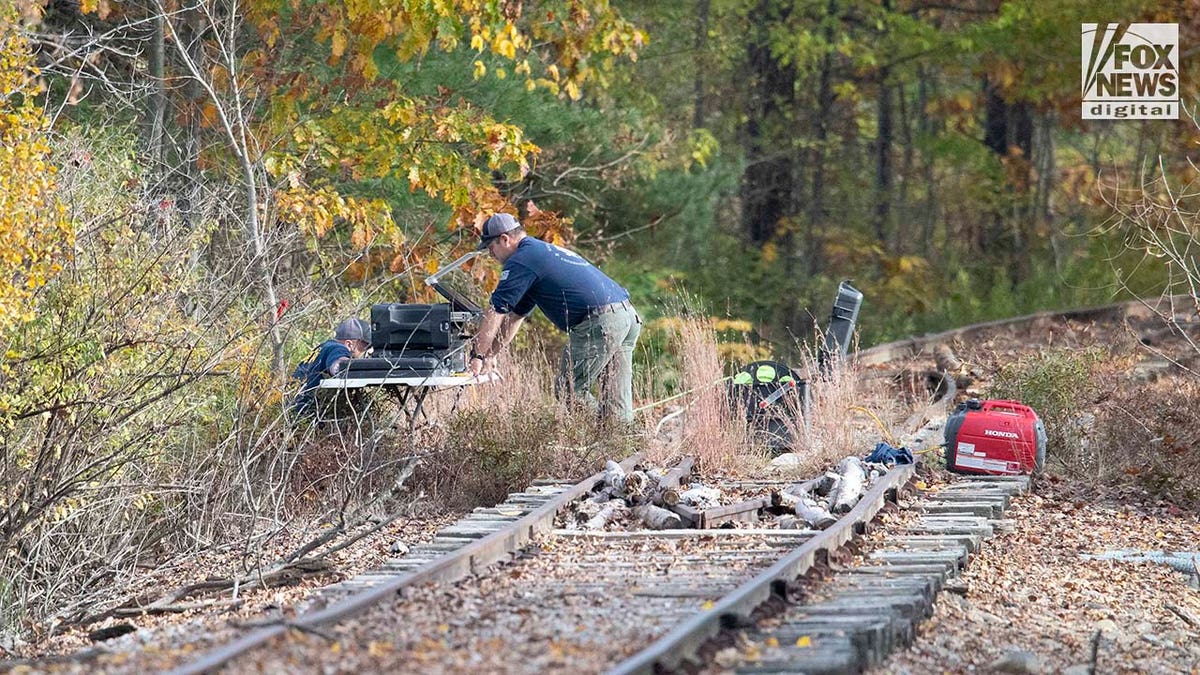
[764,637,779,647]
[796,635,812,648]
[331,32,347,60]
[359,52,379,80]
[761,242,778,263]
[701,600,714,610]
[473,60,486,79]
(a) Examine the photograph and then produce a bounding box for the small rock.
[769,453,802,468]
[989,648,1043,674]
[389,540,409,555]
[1061,665,1091,675]
[944,579,969,596]
[776,515,801,530]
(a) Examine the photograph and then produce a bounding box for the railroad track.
[155,296,1182,674]
[167,456,918,673]
[168,455,646,675]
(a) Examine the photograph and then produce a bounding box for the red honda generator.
[944,399,1047,476]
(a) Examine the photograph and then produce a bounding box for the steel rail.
[608,463,914,675]
[169,453,643,675]
[853,294,1190,365]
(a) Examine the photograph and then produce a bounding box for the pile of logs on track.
[606,465,915,675]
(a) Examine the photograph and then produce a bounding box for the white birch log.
[634,503,683,530]
[574,498,605,524]
[830,456,866,514]
[583,501,628,530]
[679,485,722,509]
[655,488,681,507]
[786,472,839,499]
[771,489,801,510]
[796,496,838,528]
[645,457,693,506]
[775,514,801,529]
[603,460,627,494]
[772,490,837,528]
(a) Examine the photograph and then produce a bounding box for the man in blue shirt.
[291,317,372,416]
[469,213,642,422]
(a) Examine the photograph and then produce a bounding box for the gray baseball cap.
[334,317,371,342]
[477,213,521,249]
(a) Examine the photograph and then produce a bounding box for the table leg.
[385,385,435,430]
[408,388,433,428]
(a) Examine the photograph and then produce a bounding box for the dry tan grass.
[775,344,908,478]
[640,318,908,478]
[413,339,635,507]
[641,316,762,474]
[1091,377,1200,506]
[675,316,761,474]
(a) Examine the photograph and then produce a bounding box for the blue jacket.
[290,339,351,415]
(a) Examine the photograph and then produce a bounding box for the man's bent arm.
[496,312,525,351]
[474,308,525,357]
[474,307,505,357]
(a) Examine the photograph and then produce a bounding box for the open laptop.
[425,251,484,314]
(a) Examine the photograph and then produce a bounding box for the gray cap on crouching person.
[335,318,371,343]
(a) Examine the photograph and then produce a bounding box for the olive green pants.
[556,304,641,422]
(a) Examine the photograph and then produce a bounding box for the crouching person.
[290,318,371,418]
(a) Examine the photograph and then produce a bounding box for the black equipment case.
[343,253,485,379]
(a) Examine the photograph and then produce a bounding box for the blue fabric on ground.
[864,441,913,465]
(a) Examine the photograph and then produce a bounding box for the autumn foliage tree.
[252,0,647,283]
[0,1,72,330]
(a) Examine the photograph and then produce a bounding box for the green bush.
[985,347,1108,474]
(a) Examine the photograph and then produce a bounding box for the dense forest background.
[2,0,1199,644]
[9,0,1196,350]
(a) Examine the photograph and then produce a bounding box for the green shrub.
[985,347,1109,474]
